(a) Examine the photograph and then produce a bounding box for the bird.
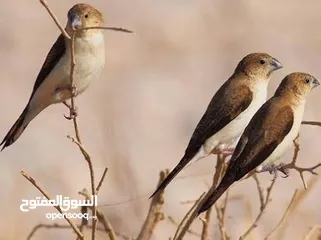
[1,4,106,150]
[150,53,283,198]
[198,72,320,214]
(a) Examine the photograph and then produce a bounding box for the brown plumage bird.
[198,72,320,214]
[150,53,283,198]
[1,4,105,150]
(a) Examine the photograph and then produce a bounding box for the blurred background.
[1,0,321,239]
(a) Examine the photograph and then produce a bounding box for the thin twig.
[264,190,298,239]
[201,154,227,240]
[252,174,264,210]
[174,154,228,240]
[281,136,321,189]
[214,190,230,240]
[168,216,201,237]
[77,206,88,239]
[26,223,131,240]
[79,189,117,240]
[302,121,321,127]
[96,167,108,193]
[81,26,133,33]
[39,0,71,39]
[68,28,97,239]
[21,171,85,240]
[173,192,206,240]
[136,170,168,240]
[239,177,277,240]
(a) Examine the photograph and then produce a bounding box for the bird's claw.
[64,107,78,120]
[63,101,78,120]
[275,163,290,178]
[262,163,290,180]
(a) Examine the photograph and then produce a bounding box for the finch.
[198,72,320,214]
[150,53,283,198]
[1,4,105,150]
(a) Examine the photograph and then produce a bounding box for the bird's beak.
[270,58,283,72]
[312,77,320,89]
[70,13,82,30]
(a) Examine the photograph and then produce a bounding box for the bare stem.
[239,176,276,240]
[264,190,298,239]
[137,170,168,240]
[21,171,85,240]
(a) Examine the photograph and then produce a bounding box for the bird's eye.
[259,59,266,65]
[305,78,310,84]
[84,13,89,18]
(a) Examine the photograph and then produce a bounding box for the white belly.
[29,32,105,110]
[203,80,268,154]
[257,102,305,170]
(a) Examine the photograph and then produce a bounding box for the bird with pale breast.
[1,4,106,150]
[150,53,283,198]
[198,72,320,214]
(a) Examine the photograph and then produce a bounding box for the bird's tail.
[198,176,234,215]
[149,153,194,198]
[1,105,33,150]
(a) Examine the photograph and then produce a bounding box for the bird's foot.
[212,147,235,157]
[257,163,289,180]
[275,163,290,178]
[63,101,78,120]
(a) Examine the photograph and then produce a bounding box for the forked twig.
[239,176,277,240]
[281,136,321,189]
[21,171,85,240]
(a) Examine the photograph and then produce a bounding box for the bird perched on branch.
[150,53,283,198]
[1,4,107,150]
[198,72,320,214]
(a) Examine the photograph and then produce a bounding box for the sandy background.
[1,0,321,239]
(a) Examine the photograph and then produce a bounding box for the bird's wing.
[226,99,294,180]
[30,34,66,99]
[184,81,253,158]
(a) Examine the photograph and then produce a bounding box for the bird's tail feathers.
[198,177,234,215]
[149,153,194,198]
[1,105,31,150]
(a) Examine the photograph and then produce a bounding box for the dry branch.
[173,154,228,240]
[239,175,277,240]
[168,216,201,237]
[281,136,321,189]
[173,192,206,240]
[26,223,132,240]
[136,170,168,240]
[264,190,298,239]
[302,121,321,127]
[21,171,85,240]
[79,189,117,240]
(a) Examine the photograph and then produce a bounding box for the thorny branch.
[136,170,168,240]
[21,171,85,240]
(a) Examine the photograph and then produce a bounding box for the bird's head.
[235,53,283,80]
[275,72,320,100]
[66,4,103,34]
